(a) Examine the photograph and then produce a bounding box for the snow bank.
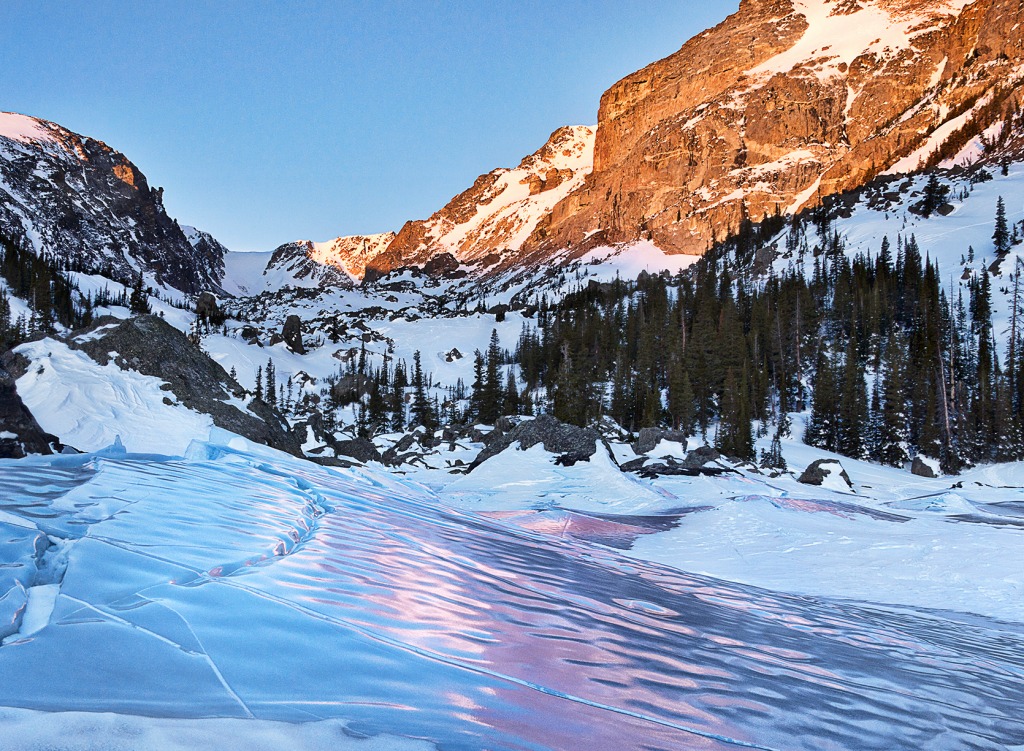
[14,339,214,455]
[0,708,434,751]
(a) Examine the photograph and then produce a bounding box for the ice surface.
[1,439,1023,750]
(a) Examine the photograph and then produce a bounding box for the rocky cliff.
[0,113,225,295]
[517,0,1024,262]
[360,126,595,278]
[264,232,398,288]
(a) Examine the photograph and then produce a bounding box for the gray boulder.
[911,455,940,478]
[798,459,853,489]
[335,438,382,464]
[470,415,602,470]
[195,292,223,324]
[682,445,721,470]
[282,315,305,354]
[633,428,689,455]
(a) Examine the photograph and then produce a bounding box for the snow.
[578,240,698,279]
[0,708,435,751]
[220,250,278,296]
[445,442,671,514]
[418,126,595,263]
[748,0,973,83]
[14,339,214,455]
[0,113,54,145]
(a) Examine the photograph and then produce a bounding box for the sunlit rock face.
[0,112,226,295]
[519,0,1024,262]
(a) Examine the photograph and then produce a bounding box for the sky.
[2,2,735,251]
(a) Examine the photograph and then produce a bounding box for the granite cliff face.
[519,0,1024,261]
[0,113,225,294]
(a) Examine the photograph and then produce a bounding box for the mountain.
[365,125,595,278]
[519,0,1024,262]
[246,125,595,285]
[0,112,225,295]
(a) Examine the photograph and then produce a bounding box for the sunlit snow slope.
[0,436,1022,750]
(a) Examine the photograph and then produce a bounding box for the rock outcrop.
[73,316,301,456]
[469,415,603,470]
[521,0,1024,262]
[0,353,61,458]
[263,233,397,289]
[0,113,226,294]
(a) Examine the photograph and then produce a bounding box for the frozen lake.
[1,438,1023,750]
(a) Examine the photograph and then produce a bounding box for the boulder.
[335,438,382,464]
[282,315,305,354]
[0,353,62,458]
[798,459,854,489]
[470,415,602,470]
[633,428,689,455]
[682,445,721,470]
[911,455,940,479]
[195,291,223,324]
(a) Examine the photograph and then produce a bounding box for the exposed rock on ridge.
[0,113,225,295]
[362,126,595,278]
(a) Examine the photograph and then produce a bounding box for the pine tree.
[876,332,910,467]
[410,350,435,432]
[805,348,838,450]
[265,358,277,407]
[836,338,869,459]
[994,196,1010,255]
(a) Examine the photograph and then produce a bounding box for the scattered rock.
[798,459,854,489]
[444,348,464,362]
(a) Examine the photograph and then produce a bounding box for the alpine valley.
[3,1,1024,750]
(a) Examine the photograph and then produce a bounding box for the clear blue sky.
[2,2,735,251]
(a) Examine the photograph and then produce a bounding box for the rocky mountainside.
[0,113,225,295]
[517,0,1024,262]
[255,0,1024,285]
[248,126,596,286]
[266,232,398,288]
